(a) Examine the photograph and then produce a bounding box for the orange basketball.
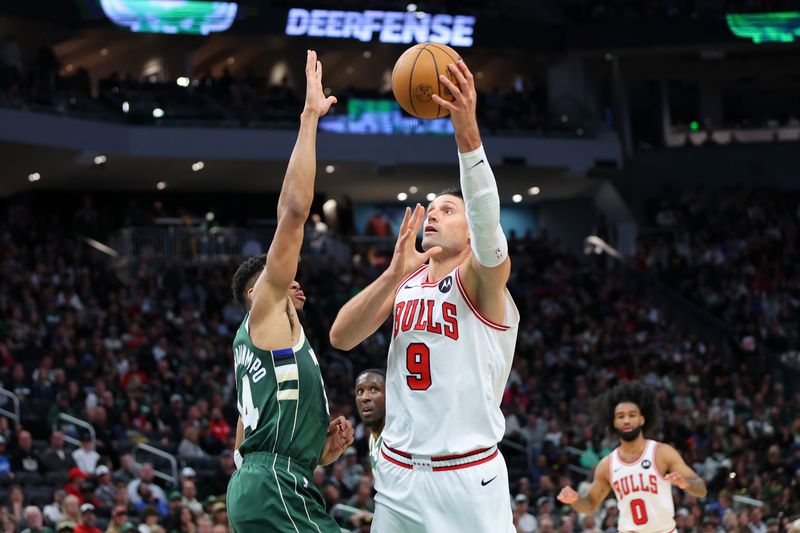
[391,43,462,120]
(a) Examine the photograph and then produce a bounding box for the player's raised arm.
[659,443,708,498]
[557,456,613,514]
[249,50,336,322]
[330,204,441,350]
[433,61,511,325]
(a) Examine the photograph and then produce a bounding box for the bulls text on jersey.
[393,299,459,340]
[612,473,659,501]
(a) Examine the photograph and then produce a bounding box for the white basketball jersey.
[609,440,676,533]
[382,264,519,456]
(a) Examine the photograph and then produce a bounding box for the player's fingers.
[448,63,468,90]
[398,207,411,235]
[306,50,315,75]
[438,73,462,100]
[316,60,322,80]
[326,96,337,106]
[457,59,474,83]
[431,94,457,112]
[422,246,443,261]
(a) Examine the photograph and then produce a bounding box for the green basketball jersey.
[368,432,382,470]
[233,314,330,472]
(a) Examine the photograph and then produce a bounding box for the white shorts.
[372,443,514,533]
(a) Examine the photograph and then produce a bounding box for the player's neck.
[371,423,384,438]
[618,436,647,458]
[427,248,471,281]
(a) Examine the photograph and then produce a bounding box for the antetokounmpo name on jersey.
[613,473,659,500]
[233,345,268,382]
[393,299,458,340]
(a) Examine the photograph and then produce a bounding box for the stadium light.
[176,77,190,87]
[122,101,130,113]
[156,181,167,190]
[94,155,107,165]
[325,165,335,174]
[153,107,165,118]
[426,193,436,201]
[192,161,205,172]
[512,194,523,203]
[28,172,41,182]
[397,192,408,201]
[409,186,418,194]
[528,187,540,196]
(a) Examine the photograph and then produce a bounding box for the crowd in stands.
[0,33,564,135]
[0,188,799,533]
[638,186,800,377]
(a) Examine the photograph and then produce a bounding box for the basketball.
[391,42,462,120]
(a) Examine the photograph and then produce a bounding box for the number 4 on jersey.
[238,375,259,431]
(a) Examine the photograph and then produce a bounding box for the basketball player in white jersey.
[558,382,707,533]
[330,58,519,533]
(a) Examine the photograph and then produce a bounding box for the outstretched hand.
[303,50,337,117]
[557,486,578,505]
[665,472,689,490]
[319,416,354,466]
[388,204,443,280]
[431,60,477,134]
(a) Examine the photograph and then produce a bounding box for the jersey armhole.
[394,264,428,296]
[454,266,513,331]
[653,442,669,480]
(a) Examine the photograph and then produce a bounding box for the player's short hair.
[356,368,386,381]
[436,187,463,200]
[594,381,661,437]
[231,254,266,309]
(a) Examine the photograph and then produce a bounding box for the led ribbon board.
[100,0,238,35]
[319,98,454,135]
[726,11,800,43]
[285,8,475,47]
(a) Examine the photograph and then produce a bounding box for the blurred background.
[1,0,800,532]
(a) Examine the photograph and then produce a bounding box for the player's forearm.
[458,144,507,268]
[569,495,598,514]
[330,269,400,350]
[685,476,707,498]
[455,120,481,153]
[234,417,243,450]
[276,111,319,223]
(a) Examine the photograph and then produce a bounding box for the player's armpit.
[458,257,511,326]
[658,443,707,497]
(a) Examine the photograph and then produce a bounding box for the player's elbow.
[278,202,310,225]
[329,326,355,351]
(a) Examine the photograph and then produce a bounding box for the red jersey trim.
[653,442,669,480]
[394,265,428,296]
[454,267,511,331]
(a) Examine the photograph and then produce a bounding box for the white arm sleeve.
[458,144,508,267]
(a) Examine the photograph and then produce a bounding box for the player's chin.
[421,235,441,251]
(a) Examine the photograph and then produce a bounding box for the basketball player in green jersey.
[226,50,354,533]
[354,369,386,472]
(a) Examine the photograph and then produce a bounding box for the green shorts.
[227,451,340,533]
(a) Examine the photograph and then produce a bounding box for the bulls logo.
[439,276,453,293]
[414,84,433,102]
[642,460,651,469]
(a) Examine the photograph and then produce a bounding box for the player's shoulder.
[595,454,612,481]
[652,440,678,456]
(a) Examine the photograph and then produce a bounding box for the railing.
[0,387,20,426]
[110,226,277,262]
[564,445,592,479]
[134,443,178,487]
[585,235,734,362]
[330,503,373,533]
[55,413,96,450]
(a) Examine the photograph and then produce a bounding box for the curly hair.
[231,254,266,309]
[593,381,661,437]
